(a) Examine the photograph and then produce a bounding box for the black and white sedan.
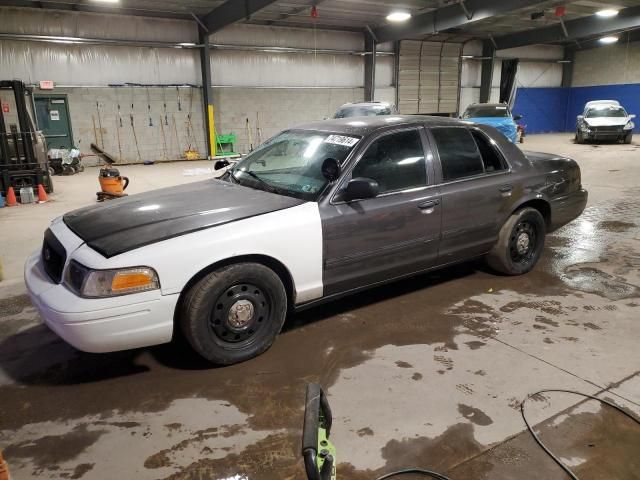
[26,116,587,364]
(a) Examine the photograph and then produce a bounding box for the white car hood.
[584,117,630,127]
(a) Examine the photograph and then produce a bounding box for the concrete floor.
[0,134,639,480]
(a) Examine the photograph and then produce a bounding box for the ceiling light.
[596,9,619,17]
[179,42,196,47]
[91,0,119,3]
[386,11,411,22]
[461,54,474,59]
[599,35,619,44]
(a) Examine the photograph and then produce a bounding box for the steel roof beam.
[200,0,280,36]
[0,0,193,20]
[372,0,546,44]
[494,5,640,49]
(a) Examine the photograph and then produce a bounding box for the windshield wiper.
[237,169,279,194]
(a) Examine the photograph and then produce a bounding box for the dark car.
[26,116,587,365]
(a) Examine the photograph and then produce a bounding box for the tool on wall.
[172,114,182,156]
[246,117,254,152]
[159,115,168,160]
[116,89,123,128]
[162,87,169,126]
[92,115,99,146]
[176,86,182,111]
[115,117,123,161]
[256,112,263,144]
[130,85,135,126]
[95,100,105,148]
[146,87,153,127]
[130,114,142,162]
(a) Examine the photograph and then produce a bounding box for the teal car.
[462,103,522,144]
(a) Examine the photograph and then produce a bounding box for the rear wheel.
[179,263,287,364]
[486,207,546,275]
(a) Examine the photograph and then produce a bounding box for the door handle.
[499,184,513,193]
[418,199,441,210]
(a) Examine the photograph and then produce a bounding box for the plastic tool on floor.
[302,384,450,480]
[97,166,129,202]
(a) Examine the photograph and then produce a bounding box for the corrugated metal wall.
[398,40,462,115]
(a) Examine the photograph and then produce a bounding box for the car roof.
[466,103,509,109]
[336,101,394,110]
[585,100,620,108]
[294,115,466,136]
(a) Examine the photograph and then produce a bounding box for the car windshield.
[586,106,627,118]
[334,105,392,118]
[229,130,360,201]
[463,106,510,118]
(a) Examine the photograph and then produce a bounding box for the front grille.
[592,125,623,133]
[42,229,66,283]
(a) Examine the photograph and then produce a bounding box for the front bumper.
[550,188,588,232]
[25,252,177,353]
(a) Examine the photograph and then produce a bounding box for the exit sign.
[39,80,55,90]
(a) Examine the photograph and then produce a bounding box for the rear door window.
[430,127,483,181]
[471,129,507,172]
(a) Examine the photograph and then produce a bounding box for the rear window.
[431,127,484,181]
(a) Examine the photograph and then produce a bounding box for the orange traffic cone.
[0,450,10,480]
[37,184,48,203]
[5,187,17,207]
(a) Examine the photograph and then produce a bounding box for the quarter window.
[471,129,507,172]
[431,127,483,181]
[351,129,426,194]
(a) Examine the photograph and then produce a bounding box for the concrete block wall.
[572,41,640,87]
[213,87,365,153]
[47,87,207,166]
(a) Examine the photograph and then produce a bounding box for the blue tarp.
[511,83,640,134]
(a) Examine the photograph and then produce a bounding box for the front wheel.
[575,131,584,144]
[486,207,546,275]
[179,263,287,364]
[624,133,633,144]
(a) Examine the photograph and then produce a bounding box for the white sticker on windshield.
[324,135,360,147]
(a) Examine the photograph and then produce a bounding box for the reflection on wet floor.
[0,189,639,480]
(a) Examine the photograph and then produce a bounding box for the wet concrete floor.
[0,134,639,479]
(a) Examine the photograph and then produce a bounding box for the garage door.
[398,40,462,115]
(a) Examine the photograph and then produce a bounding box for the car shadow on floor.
[0,260,486,386]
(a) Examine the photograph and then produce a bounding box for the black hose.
[521,389,640,480]
[376,468,450,480]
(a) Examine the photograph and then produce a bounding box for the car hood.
[468,117,517,138]
[63,179,305,258]
[583,117,629,127]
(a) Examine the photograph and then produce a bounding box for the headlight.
[66,261,160,298]
[624,121,634,130]
[580,123,590,132]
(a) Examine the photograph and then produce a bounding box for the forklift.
[0,80,53,199]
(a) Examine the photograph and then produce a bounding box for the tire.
[624,133,633,144]
[179,263,287,364]
[575,131,584,144]
[486,207,546,275]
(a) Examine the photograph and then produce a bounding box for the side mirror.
[577,115,584,121]
[513,114,523,121]
[345,177,379,201]
[629,114,636,119]
[214,159,230,170]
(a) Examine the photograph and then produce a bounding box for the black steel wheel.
[180,263,287,364]
[486,207,546,275]
[209,283,270,344]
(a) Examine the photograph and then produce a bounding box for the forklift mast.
[0,80,52,197]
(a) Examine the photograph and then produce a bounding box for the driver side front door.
[319,127,442,297]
